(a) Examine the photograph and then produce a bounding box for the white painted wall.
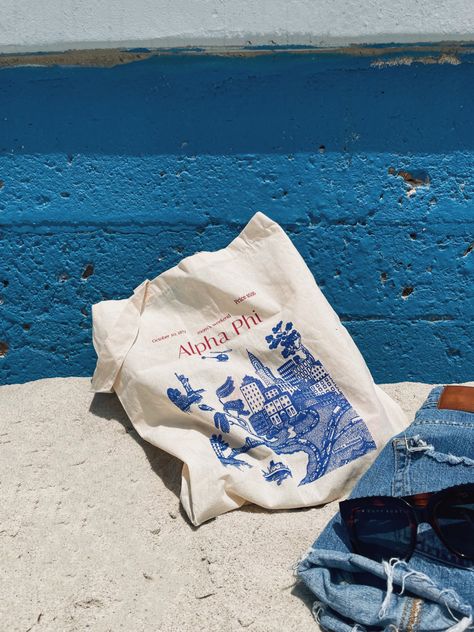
[1,0,474,53]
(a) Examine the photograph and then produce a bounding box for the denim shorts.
[297,387,474,631]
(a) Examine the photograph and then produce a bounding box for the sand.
[0,378,434,631]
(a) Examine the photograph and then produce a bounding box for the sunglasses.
[340,483,474,562]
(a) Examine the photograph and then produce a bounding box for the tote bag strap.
[91,280,149,393]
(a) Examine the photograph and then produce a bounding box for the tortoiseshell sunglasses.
[340,483,474,562]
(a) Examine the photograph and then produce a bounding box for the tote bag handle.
[91,280,149,393]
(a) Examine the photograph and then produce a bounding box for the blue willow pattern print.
[167,322,376,485]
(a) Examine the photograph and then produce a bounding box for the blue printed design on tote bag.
[167,322,376,486]
[261,460,293,485]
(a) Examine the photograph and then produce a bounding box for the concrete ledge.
[2,0,474,54]
[0,378,432,631]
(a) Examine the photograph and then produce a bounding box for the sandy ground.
[0,378,434,632]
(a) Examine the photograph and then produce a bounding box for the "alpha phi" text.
[178,311,262,358]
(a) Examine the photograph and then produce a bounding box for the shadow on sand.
[89,391,196,526]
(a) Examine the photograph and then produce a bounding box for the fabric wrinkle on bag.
[91,212,408,525]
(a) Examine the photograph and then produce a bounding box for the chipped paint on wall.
[0,43,473,68]
[371,53,462,67]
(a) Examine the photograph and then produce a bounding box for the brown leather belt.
[438,385,474,413]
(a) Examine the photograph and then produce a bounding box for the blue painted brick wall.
[1,50,473,384]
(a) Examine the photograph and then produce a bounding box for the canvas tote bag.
[91,212,408,525]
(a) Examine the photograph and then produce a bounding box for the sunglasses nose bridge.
[407,501,437,535]
[414,514,437,540]
[404,493,432,527]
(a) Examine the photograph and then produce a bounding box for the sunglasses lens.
[351,504,413,561]
[435,495,474,560]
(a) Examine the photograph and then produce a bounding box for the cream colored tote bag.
[92,212,407,525]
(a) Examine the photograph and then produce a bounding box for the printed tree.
[214,376,253,435]
[265,321,317,364]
